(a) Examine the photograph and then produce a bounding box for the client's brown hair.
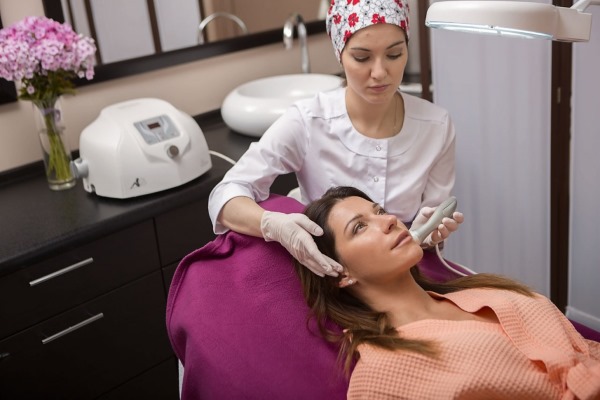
[294,186,534,374]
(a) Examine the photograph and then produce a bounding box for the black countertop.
[0,112,270,276]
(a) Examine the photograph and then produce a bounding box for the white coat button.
[373,177,379,182]
[376,145,382,151]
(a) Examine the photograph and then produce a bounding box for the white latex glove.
[260,211,343,277]
[411,206,464,248]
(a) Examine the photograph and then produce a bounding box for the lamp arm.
[571,0,600,12]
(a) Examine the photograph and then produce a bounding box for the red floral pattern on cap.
[371,14,386,24]
[326,0,410,62]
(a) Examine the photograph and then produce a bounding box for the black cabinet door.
[162,262,179,296]
[0,221,160,339]
[97,357,180,400]
[0,272,174,400]
[155,197,215,267]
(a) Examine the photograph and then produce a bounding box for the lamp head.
[425,1,594,42]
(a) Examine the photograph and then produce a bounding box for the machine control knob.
[167,145,179,158]
[70,158,89,178]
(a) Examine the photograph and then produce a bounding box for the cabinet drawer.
[97,357,179,400]
[155,197,215,266]
[0,272,173,400]
[0,221,160,338]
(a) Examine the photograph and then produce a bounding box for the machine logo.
[130,177,147,189]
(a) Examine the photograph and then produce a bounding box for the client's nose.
[380,214,398,233]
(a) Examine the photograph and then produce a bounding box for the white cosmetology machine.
[71,98,212,199]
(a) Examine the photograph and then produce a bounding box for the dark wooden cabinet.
[97,358,180,400]
[0,272,175,399]
[0,114,300,398]
[0,182,222,399]
[162,262,179,297]
[0,222,159,339]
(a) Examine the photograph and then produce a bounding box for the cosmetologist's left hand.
[412,207,464,248]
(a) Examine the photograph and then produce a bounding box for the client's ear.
[339,276,356,288]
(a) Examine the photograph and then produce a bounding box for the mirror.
[0,13,18,104]
[42,0,327,86]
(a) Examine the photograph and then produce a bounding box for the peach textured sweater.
[348,288,600,399]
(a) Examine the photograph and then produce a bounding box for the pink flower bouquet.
[0,15,96,103]
[0,16,96,188]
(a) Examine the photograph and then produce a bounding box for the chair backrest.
[166,194,349,399]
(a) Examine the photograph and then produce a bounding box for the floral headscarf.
[326,0,410,62]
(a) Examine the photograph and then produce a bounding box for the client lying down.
[294,186,600,399]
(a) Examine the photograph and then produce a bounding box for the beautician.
[208,0,463,277]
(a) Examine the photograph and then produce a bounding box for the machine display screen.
[134,115,180,144]
[147,122,161,129]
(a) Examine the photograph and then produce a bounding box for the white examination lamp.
[426,0,599,42]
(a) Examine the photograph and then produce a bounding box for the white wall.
[0,0,341,173]
[567,6,600,331]
[430,0,552,295]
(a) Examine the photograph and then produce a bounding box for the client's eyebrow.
[344,203,379,234]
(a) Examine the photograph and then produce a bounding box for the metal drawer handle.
[42,313,104,345]
[29,257,94,287]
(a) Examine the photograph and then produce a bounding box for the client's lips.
[392,231,411,249]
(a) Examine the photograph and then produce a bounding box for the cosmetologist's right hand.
[260,211,343,277]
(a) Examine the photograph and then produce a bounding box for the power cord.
[435,243,478,277]
[209,150,236,166]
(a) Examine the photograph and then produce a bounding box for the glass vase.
[32,99,76,191]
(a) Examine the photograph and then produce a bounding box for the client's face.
[327,196,423,284]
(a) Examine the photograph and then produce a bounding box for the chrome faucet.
[283,13,310,74]
[198,12,248,44]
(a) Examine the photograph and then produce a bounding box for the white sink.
[221,74,343,137]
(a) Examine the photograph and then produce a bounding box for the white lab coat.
[208,87,455,234]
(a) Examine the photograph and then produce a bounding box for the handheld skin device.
[409,197,458,245]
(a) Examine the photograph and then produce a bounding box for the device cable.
[209,150,236,166]
[435,244,478,277]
